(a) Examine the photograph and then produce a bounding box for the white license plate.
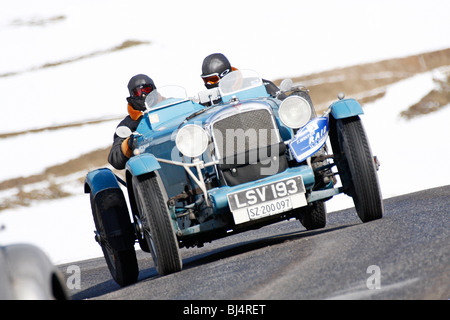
[227,176,307,224]
[246,197,293,220]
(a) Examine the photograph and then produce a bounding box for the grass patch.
[0,39,151,78]
[10,15,66,27]
[400,73,450,119]
[0,116,122,139]
[273,48,450,111]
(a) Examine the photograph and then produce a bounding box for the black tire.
[90,190,139,287]
[297,201,326,230]
[132,172,182,275]
[331,116,384,222]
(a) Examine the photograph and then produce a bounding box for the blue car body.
[85,70,365,249]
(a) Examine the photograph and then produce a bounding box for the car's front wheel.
[132,172,182,275]
[331,116,384,222]
[297,201,327,230]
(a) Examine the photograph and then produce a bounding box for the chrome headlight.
[279,96,312,129]
[175,124,209,158]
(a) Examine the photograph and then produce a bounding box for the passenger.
[108,74,156,170]
[200,53,280,96]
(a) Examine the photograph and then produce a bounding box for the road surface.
[60,185,449,301]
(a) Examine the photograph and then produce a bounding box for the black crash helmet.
[127,74,156,97]
[201,53,232,89]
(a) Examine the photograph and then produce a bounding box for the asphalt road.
[60,185,449,301]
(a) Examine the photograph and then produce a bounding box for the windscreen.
[145,85,187,110]
[218,69,263,96]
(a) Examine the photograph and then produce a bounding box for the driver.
[108,74,156,170]
[200,53,280,96]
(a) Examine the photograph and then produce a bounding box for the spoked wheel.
[132,172,182,275]
[90,189,139,287]
[330,116,384,222]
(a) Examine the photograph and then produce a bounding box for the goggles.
[132,84,154,97]
[201,68,232,86]
[201,73,221,86]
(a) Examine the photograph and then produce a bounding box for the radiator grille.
[212,109,280,160]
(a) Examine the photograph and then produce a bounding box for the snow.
[0,121,117,180]
[362,71,450,197]
[0,0,450,265]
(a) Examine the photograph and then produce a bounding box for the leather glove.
[121,135,137,158]
[128,134,138,150]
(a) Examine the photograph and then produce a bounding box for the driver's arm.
[108,116,139,170]
[108,135,129,170]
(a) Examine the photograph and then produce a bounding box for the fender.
[125,153,161,177]
[330,98,364,119]
[85,168,136,252]
[84,167,121,197]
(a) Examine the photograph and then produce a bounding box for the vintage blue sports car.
[85,69,383,286]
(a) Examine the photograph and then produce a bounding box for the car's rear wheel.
[331,116,384,222]
[132,172,182,275]
[90,190,139,287]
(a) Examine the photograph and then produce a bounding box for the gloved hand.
[127,134,138,151]
[121,135,138,158]
[126,96,146,111]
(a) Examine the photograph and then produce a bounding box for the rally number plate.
[227,176,307,224]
